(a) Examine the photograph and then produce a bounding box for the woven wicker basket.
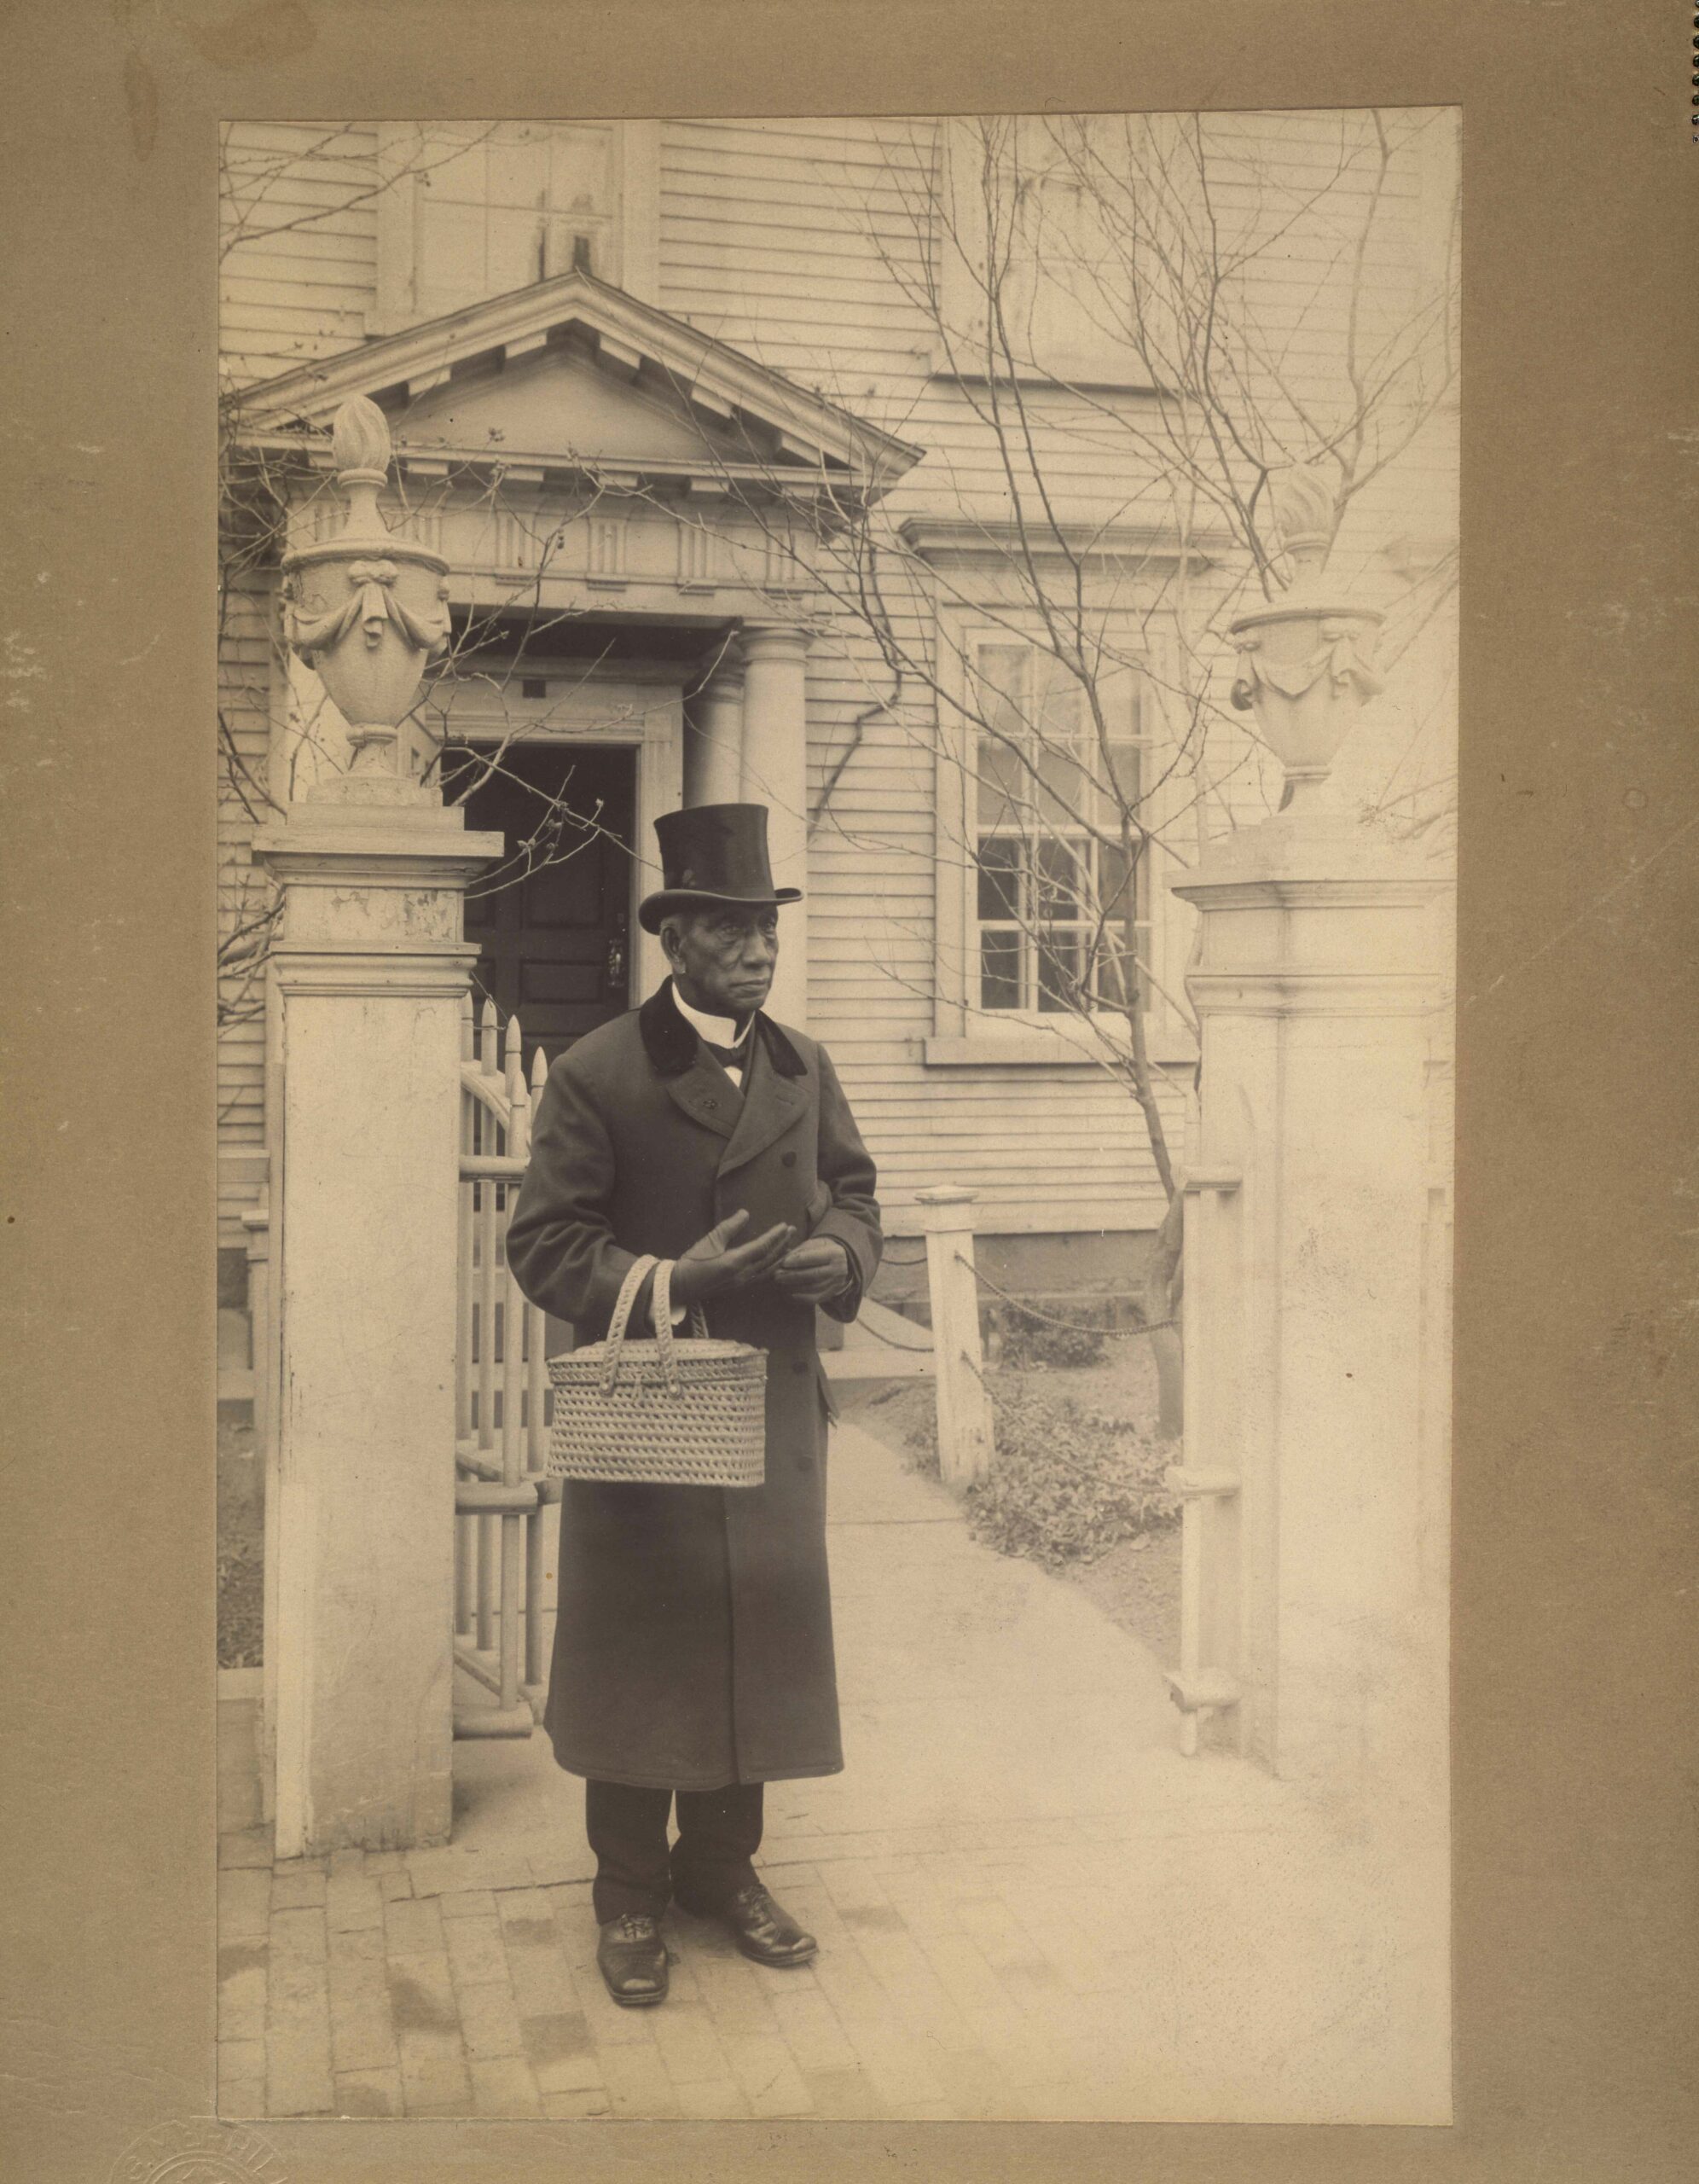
[547,1254,768,1489]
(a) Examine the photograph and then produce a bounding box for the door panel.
[445,742,637,1059]
[519,958,606,1008]
[523,841,606,929]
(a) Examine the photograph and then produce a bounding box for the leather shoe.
[596,1913,669,2006]
[681,1880,817,1967]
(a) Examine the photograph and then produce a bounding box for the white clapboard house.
[217,113,1458,1360]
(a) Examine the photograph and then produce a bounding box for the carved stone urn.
[281,395,451,805]
[1228,465,1383,816]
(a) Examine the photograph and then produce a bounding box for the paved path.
[218,1418,1449,2123]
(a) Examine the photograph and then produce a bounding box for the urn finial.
[327,394,393,541]
[281,396,451,804]
[1268,462,1337,588]
[331,392,393,485]
[1229,462,1382,817]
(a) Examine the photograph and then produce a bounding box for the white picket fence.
[453,996,557,1740]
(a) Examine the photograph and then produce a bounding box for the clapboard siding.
[223,223,378,264]
[215,111,1453,1249]
[217,572,278,1240]
[220,121,380,386]
[797,561,1175,1227]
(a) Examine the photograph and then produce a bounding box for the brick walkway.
[218,1419,1449,2124]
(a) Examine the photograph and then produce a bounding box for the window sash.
[936,116,1156,386]
[968,636,1151,1017]
[972,647,1143,827]
[386,122,626,327]
[975,832,1152,1015]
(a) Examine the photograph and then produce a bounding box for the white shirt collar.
[670,984,752,1051]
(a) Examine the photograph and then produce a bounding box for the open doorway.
[444,741,639,1058]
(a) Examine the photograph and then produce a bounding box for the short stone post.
[1168,467,1451,1802]
[917,1187,994,1490]
[253,397,502,1855]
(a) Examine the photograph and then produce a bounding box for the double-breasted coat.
[505,979,883,1792]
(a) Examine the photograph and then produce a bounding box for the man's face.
[665,903,780,1019]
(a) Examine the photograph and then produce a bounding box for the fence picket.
[496,1015,529,1713]
[454,997,476,1641]
[454,997,553,1740]
[474,1003,501,1655]
[521,1042,552,1702]
[525,1044,548,1470]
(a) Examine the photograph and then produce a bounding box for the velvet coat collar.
[637,977,806,1082]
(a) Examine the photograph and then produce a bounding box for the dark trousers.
[586,1779,764,1924]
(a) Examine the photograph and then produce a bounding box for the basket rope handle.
[652,1258,680,1394]
[600,1254,711,1398]
[648,1260,712,1395]
[600,1253,658,1397]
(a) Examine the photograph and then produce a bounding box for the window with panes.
[936,116,1154,388]
[971,642,1151,1014]
[406,122,623,322]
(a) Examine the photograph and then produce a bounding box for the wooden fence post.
[916,1187,994,1490]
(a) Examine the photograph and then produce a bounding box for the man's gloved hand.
[772,1235,852,1304]
[670,1210,797,1308]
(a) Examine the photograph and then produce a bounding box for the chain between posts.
[965,1258,1179,1338]
[849,1251,1178,1349]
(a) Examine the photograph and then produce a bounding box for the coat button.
[781,1151,797,1168]
[792,1359,808,1374]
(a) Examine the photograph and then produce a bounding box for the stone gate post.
[1168,470,1452,1805]
[253,398,502,1855]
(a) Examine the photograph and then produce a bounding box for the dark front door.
[446,742,638,1059]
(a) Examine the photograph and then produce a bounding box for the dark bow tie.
[700,1035,751,1070]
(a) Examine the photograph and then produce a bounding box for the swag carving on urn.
[281,394,451,804]
[1228,464,1384,815]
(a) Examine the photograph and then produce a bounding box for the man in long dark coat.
[506,802,882,2007]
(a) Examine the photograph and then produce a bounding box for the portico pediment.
[385,345,758,474]
[236,267,922,503]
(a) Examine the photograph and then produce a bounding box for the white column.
[739,622,810,1029]
[1173,828,1448,1799]
[253,805,502,1854]
[684,660,745,807]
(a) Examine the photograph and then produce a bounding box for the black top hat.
[638,803,803,934]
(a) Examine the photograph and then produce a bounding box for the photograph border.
[3,3,1694,2179]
